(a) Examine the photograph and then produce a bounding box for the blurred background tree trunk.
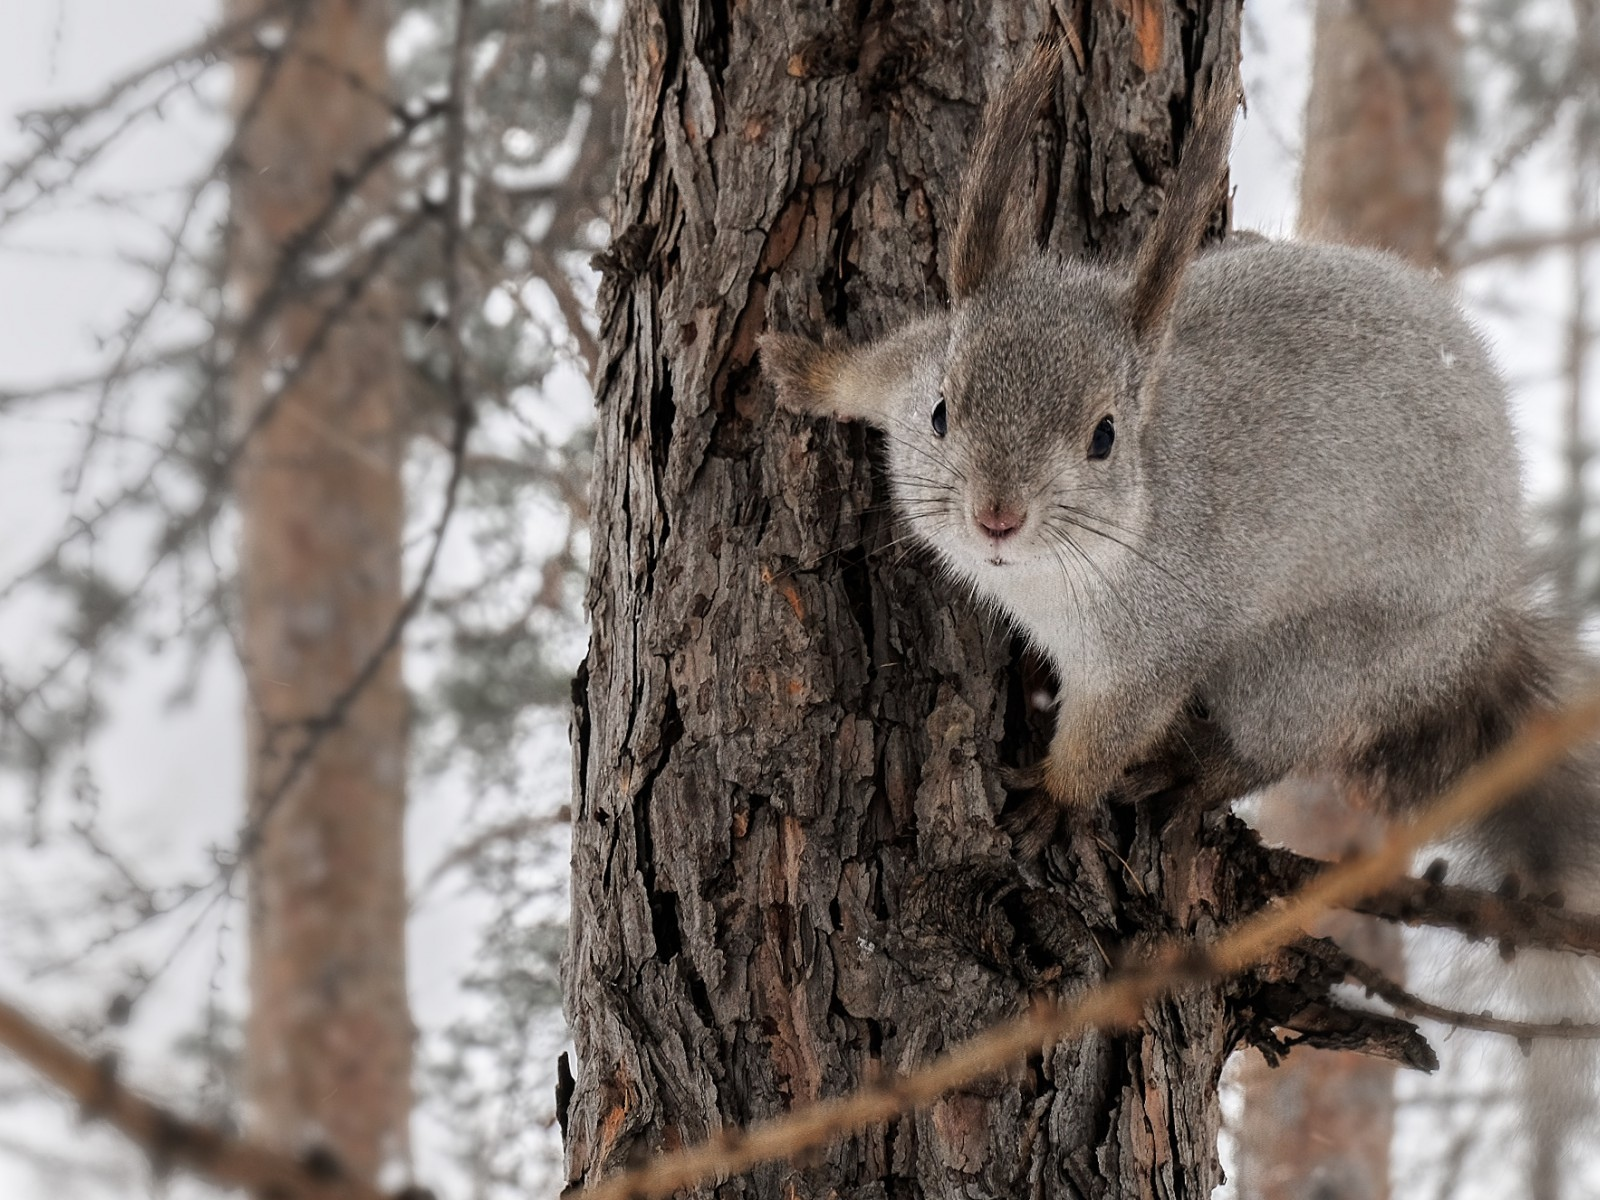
[1234,784,1409,1200]
[566,2,1248,1196]
[1298,0,1456,266]
[1236,3,1455,1197]
[228,0,413,1180]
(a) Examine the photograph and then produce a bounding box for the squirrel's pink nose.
[975,505,1026,540]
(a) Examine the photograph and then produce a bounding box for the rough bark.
[229,0,413,1179]
[1237,7,1457,1195]
[567,3,1260,1197]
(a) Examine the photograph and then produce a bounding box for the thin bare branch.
[0,340,204,409]
[1438,52,1590,255]
[522,240,600,374]
[411,810,571,908]
[1453,219,1600,269]
[0,995,394,1200]
[1319,860,1600,958]
[62,0,314,501]
[0,0,294,185]
[0,206,430,721]
[0,71,204,232]
[1338,951,1600,1041]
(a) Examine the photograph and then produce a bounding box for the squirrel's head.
[763,259,1150,581]
[761,38,1237,586]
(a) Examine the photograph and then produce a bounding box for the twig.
[0,995,391,1200]
[1312,861,1600,958]
[575,692,1600,1200]
[520,238,600,374]
[63,0,313,502]
[410,810,570,908]
[442,0,476,373]
[1452,219,1600,269]
[1338,951,1600,1042]
[1437,57,1586,255]
[0,208,431,729]
[0,339,204,409]
[0,0,295,195]
[1,72,203,230]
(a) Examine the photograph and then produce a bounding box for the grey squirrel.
[759,43,1600,905]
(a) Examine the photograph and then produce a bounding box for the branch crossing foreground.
[4,695,1600,1199]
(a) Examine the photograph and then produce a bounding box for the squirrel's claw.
[1000,755,1112,806]
[1001,788,1067,860]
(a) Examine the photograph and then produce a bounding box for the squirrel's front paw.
[1001,751,1115,807]
[1039,752,1113,808]
[1035,720,1128,808]
[1001,730,1122,808]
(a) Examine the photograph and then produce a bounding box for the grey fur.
[761,58,1600,900]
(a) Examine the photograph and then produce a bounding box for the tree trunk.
[1297,0,1456,265]
[229,0,413,1180]
[1236,7,1456,1196]
[566,3,1256,1197]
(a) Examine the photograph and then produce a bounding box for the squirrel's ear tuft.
[1125,60,1241,345]
[949,37,1065,300]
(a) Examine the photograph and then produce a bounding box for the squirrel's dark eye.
[931,400,948,438]
[1088,415,1115,460]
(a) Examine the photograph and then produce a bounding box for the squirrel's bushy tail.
[1456,748,1600,1191]
[1467,745,1600,904]
[1427,612,1600,1192]
[1444,606,1600,903]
